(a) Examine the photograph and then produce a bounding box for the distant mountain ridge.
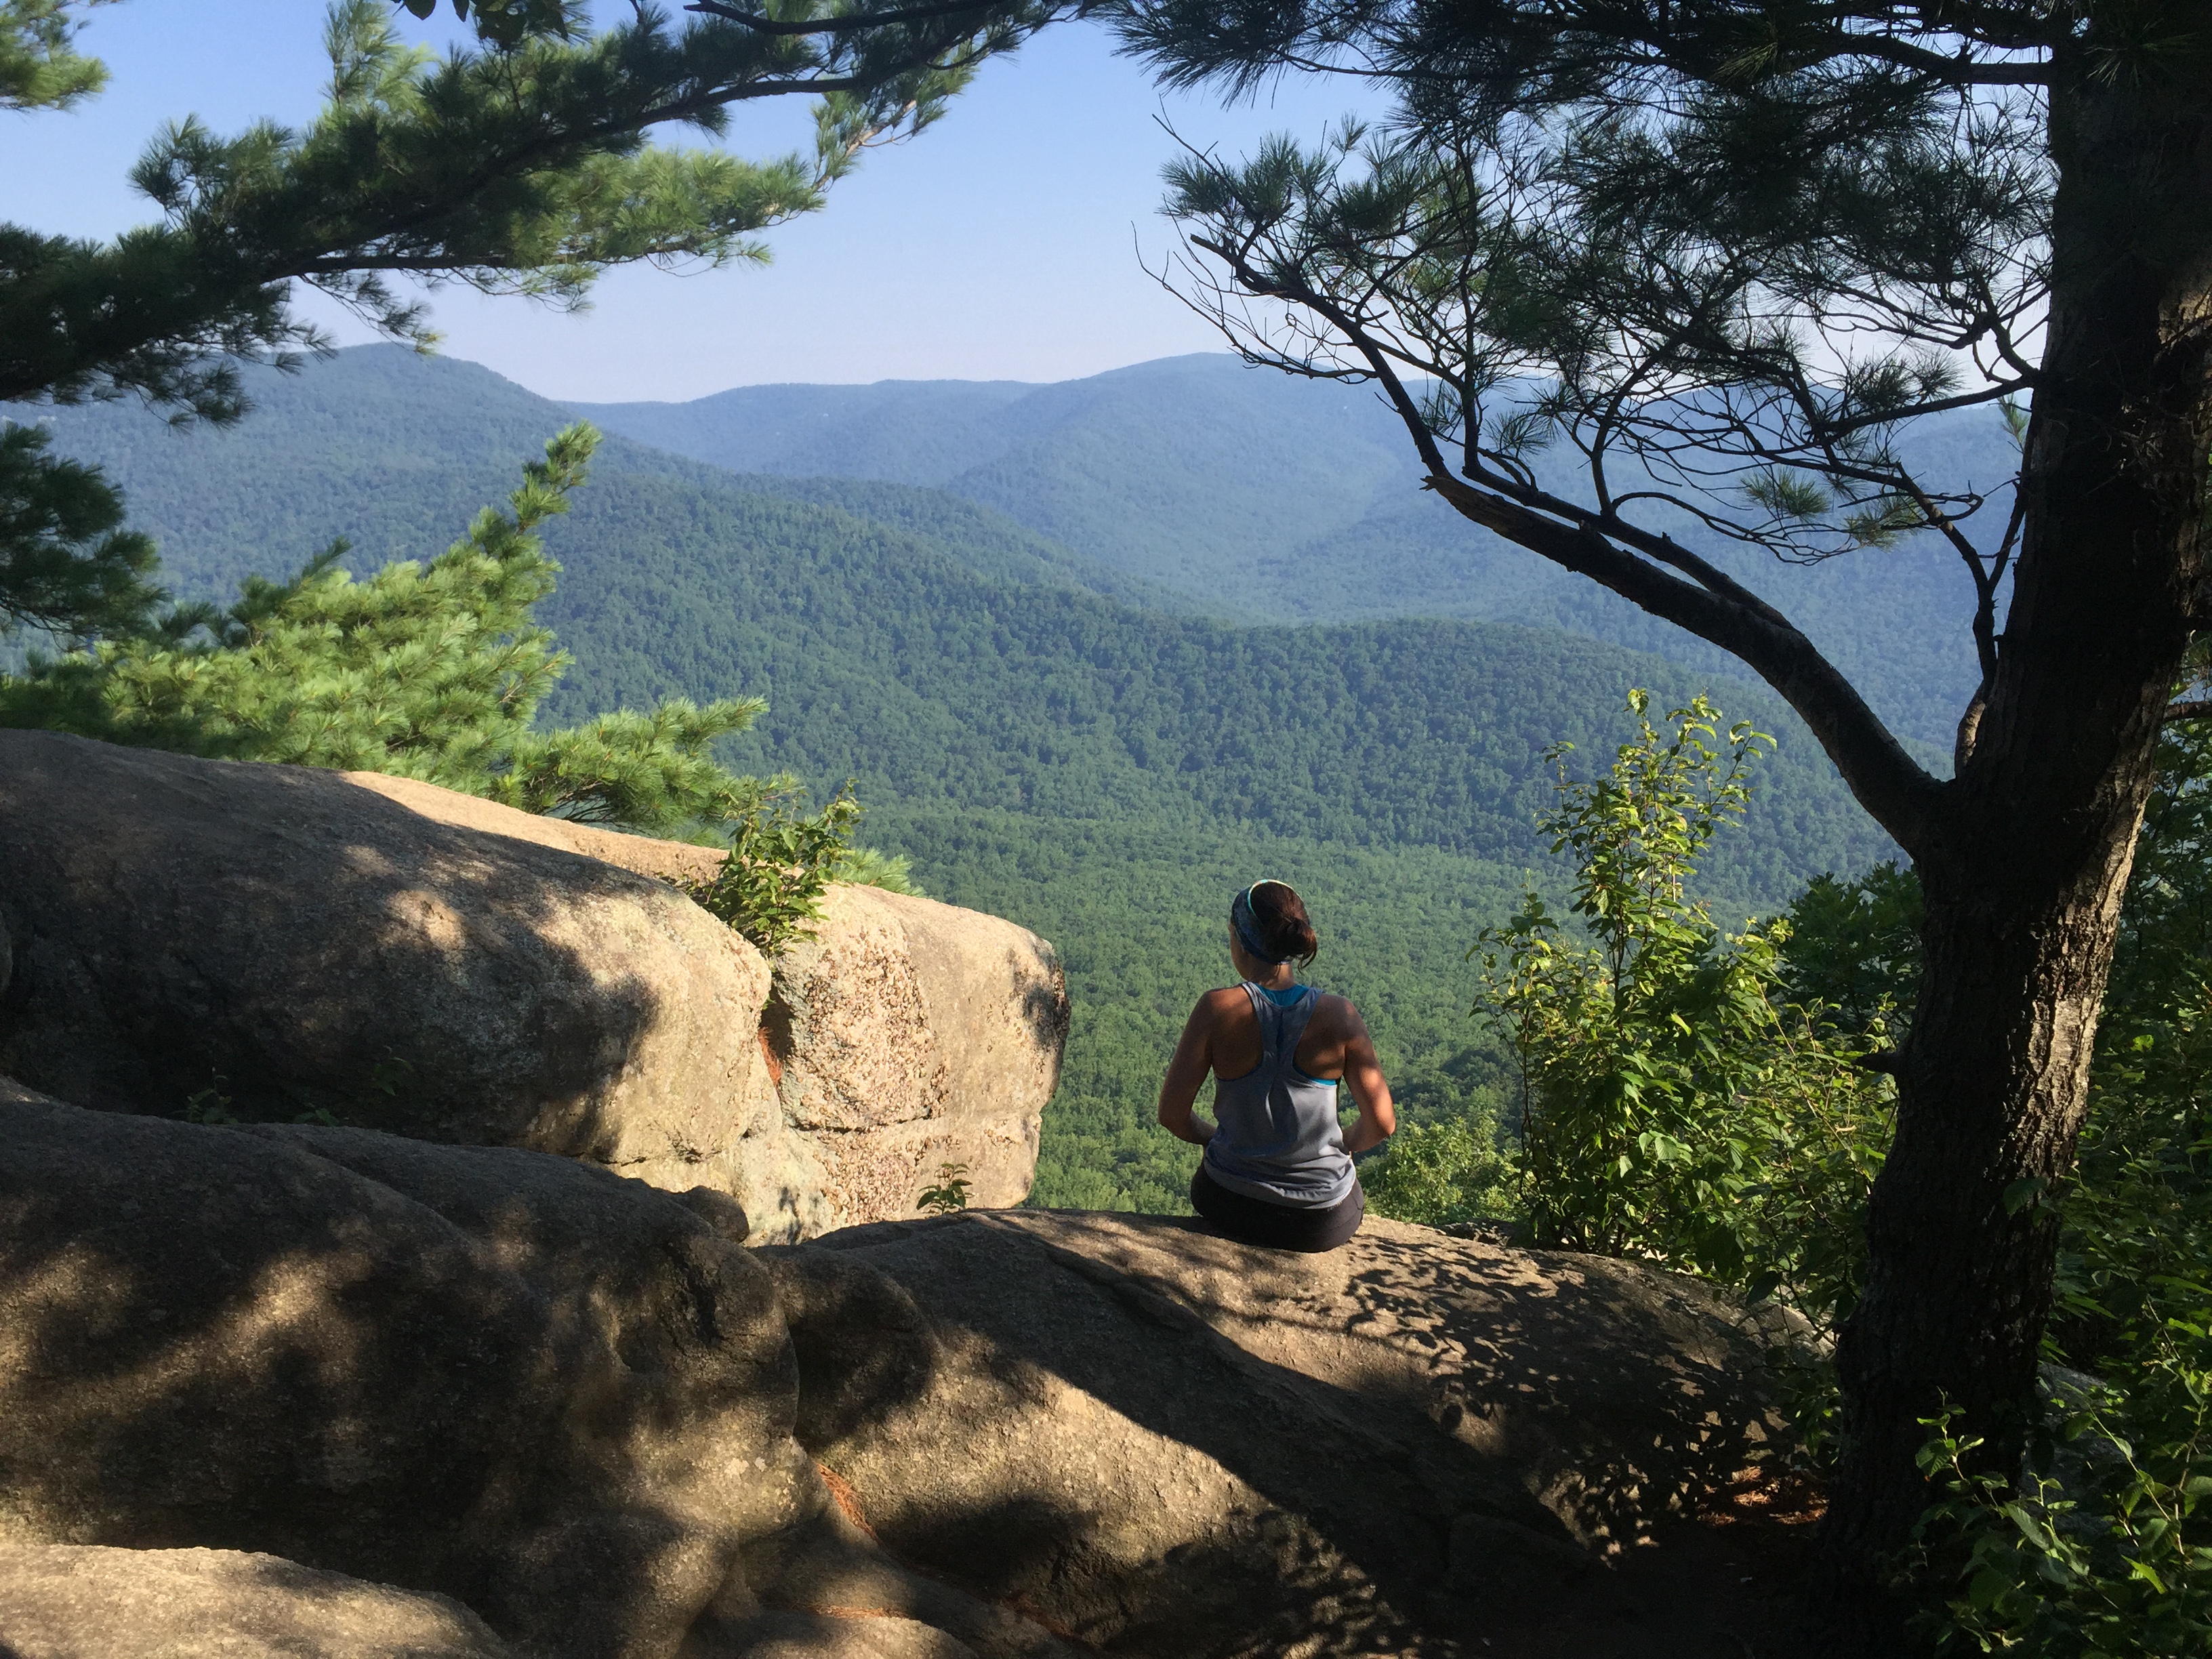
[578,352,2016,752]
[9,349,1159,614]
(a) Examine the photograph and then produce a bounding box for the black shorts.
[1190,1162,1365,1254]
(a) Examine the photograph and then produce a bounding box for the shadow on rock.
[0,1082,1099,1659]
[0,733,1073,1245]
[764,1210,1807,1658]
[0,732,775,1196]
[0,1082,797,1659]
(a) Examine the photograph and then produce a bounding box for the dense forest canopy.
[576,354,2014,751]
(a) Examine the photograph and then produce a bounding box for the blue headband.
[1230,882,1286,963]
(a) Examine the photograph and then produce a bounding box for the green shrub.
[680,786,863,955]
[1912,1338,2212,1657]
[1475,690,1893,1334]
[1359,1099,1518,1227]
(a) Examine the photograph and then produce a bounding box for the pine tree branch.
[1183,230,1941,851]
[1818,30,2049,88]
[1421,468,1939,851]
[684,0,1036,36]
[1812,378,2037,442]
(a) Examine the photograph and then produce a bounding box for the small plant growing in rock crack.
[917,1162,971,1214]
[183,1079,345,1129]
[183,1081,236,1124]
[679,785,863,955]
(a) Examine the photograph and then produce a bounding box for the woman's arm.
[1336,1005,1397,1156]
[1157,995,1221,1146]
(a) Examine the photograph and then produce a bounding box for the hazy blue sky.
[7,1,1380,401]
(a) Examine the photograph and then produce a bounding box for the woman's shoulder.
[1308,989,1365,1029]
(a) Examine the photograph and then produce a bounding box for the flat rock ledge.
[764,1209,1815,1658]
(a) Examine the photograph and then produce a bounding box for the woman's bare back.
[1197,985,1366,1082]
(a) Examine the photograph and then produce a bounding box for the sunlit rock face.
[350,768,1071,1239]
[0,733,1067,1240]
[765,884,1067,1235]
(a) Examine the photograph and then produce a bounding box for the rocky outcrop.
[0,1082,1083,1659]
[0,734,1065,1239]
[764,885,1065,1229]
[361,773,1068,1226]
[765,1210,1808,1658]
[0,1545,514,1659]
[344,769,729,886]
[0,730,802,1221]
[0,1073,1805,1656]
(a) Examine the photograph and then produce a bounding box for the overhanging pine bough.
[1126,0,2212,1626]
[3,0,1075,426]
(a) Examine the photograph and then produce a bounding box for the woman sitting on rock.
[1155,880,1395,1252]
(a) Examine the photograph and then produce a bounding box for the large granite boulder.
[0,1545,514,1659]
[354,771,1069,1230]
[0,732,809,1232]
[762,1210,1811,1658]
[0,1082,1081,1659]
[0,734,1064,1240]
[764,884,1066,1229]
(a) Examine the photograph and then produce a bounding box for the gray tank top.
[1202,983,1357,1209]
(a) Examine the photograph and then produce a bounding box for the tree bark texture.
[1821,40,2212,1623]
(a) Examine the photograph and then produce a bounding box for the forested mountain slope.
[15,348,1895,1208]
[20,348,1167,617]
[581,353,2016,750]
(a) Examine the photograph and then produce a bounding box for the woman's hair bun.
[1249,881,1319,967]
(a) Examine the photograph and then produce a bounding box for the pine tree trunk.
[1817,41,2212,1638]
[1823,838,2142,1616]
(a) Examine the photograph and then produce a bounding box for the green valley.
[578,352,2015,752]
